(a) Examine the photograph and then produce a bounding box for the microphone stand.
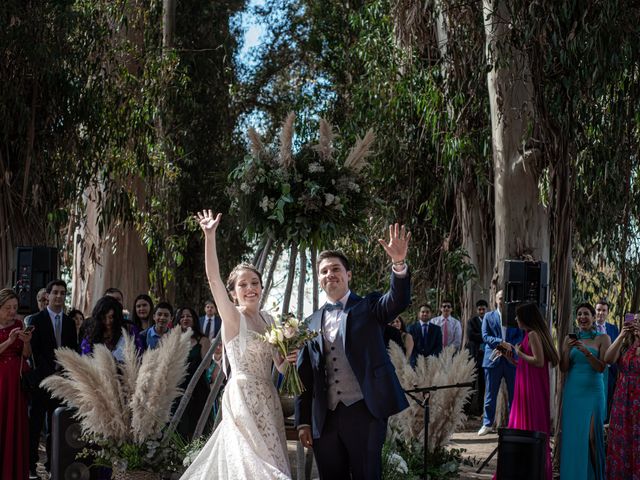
[404,382,474,480]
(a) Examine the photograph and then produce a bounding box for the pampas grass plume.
[388,343,475,452]
[130,327,191,442]
[313,118,335,162]
[279,112,296,170]
[248,127,266,159]
[344,129,375,172]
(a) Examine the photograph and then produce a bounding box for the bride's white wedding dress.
[180,312,291,479]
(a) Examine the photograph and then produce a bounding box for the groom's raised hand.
[378,223,410,264]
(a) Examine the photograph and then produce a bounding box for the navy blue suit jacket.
[407,321,442,367]
[295,272,411,438]
[29,309,79,384]
[199,315,221,339]
[604,321,620,397]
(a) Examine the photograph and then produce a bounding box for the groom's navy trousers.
[296,271,411,479]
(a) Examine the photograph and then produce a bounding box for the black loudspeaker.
[51,407,98,480]
[14,246,58,314]
[496,428,547,480]
[503,260,548,327]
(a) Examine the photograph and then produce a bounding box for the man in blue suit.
[595,300,619,419]
[407,304,443,367]
[479,290,524,435]
[296,224,411,479]
[199,299,221,340]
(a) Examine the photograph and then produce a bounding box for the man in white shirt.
[430,299,462,351]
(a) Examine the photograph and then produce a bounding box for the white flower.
[288,317,299,329]
[259,196,270,212]
[388,452,408,474]
[270,330,281,345]
[324,193,335,206]
[308,162,325,173]
[275,329,284,342]
[283,325,297,339]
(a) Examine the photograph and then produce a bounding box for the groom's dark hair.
[317,250,351,272]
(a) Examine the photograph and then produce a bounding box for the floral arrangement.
[227,113,375,246]
[41,327,192,474]
[262,312,318,395]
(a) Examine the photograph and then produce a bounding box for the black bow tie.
[325,301,344,312]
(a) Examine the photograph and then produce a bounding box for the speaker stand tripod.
[404,382,474,480]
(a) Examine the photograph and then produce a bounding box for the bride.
[180,210,293,479]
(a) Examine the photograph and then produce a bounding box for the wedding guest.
[67,308,85,342]
[81,296,126,362]
[131,294,154,331]
[560,303,610,480]
[104,287,124,306]
[387,315,414,359]
[139,302,172,351]
[466,299,488,416]
[199,300,222,340]
[174,307,211,441]
[407,304,443,367]
[296,224,411,479]
[604,311,640,479]
[28,279,78,477]
[0,288,32,480]
[504,303,559,480]
[430,299,462,351]
[23,288,48,326]
[479,290,524,436]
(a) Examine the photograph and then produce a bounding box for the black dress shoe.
[29,471,39,480]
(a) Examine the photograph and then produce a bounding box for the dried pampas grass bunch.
[388,343,475,452]
[279,112,296,170]
[41,327,192,447]
[343,129,375,172]
[312,118,336,162]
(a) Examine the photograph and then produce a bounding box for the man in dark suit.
[199,299,221,340]
[27,279,78,478]
[296,224,411,480]
[407,304,443,367]
[595,300,619,419]
[466,299,488,415]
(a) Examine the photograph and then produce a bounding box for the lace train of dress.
[180,313,291,480]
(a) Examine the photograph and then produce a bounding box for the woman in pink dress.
[0,288,33,480]
[505,302,559,480]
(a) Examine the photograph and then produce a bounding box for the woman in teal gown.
[560,303,611,480]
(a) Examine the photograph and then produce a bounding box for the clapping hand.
[378,223,411,263]
[196,210,222,234]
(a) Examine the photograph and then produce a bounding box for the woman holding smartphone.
[560,303,611,480]
[0,288,33,480]
[604,312,640,479]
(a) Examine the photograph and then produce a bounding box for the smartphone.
[23,325,35,333]
[624,313,635,325]
[568,333,578,340]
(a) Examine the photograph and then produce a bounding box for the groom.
[296,224,411,479]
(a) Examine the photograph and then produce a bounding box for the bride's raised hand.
[196,210,222,234]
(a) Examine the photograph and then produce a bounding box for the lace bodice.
[225,329,274,380]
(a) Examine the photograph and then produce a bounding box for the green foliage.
[228,138,370,247]
[382,439,472,480]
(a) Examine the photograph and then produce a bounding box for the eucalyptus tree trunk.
[483,0,549,427]
[297,249,307,319]
[483,0,549,288]
[71,185,150,314]
[280,243,298,316]
[260,243,283,310]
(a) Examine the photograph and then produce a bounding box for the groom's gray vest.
[323,326,363,410]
